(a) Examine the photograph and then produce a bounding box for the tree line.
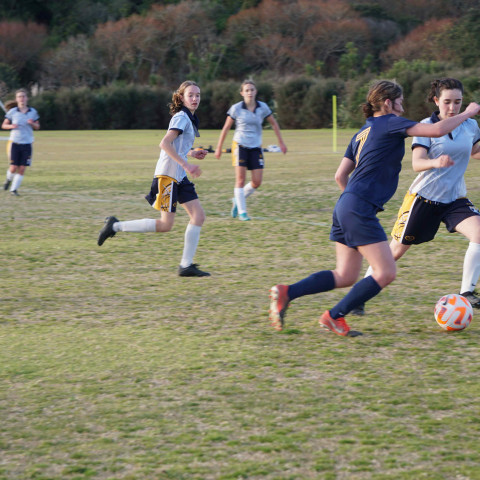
[1,0,480,129]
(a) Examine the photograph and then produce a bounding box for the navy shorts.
[330,193,387,248]
[10,143,32,167]
[145,176,198,212]
[391,192,480,245]
[232,141,264,170]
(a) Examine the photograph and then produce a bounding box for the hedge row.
[29,79,346,131]
[28,68,480,130]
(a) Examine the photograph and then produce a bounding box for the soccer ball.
[434,294,473,331]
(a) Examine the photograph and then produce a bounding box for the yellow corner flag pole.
[332,95,337,153]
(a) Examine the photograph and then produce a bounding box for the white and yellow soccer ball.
[434,294,473,331]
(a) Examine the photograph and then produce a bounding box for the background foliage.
[1,0,480,129]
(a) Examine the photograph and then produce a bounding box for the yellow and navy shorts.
[145,175,198,212]
[391,191,480,245]
[231,141,264,170]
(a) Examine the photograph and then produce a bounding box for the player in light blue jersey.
[269,80,480,336]
[2,89,40,196]
[355,78,480,314]
[97,81,210,277]
[215,80,287,221]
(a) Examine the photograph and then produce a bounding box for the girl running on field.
[215,79,287,221]
[2,89,40,196]
[97,80,210,277]
[269,80,480,336]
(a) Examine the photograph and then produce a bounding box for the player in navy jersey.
[97,81,210,277]
[353,77,480,315]
[214,80,287,221]
[269,80,480,336]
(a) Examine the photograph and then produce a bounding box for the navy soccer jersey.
[343,114,417,210]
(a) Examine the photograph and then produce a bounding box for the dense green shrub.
[31,85,171,130]
[275,77,315,129]
[29,64,480,131]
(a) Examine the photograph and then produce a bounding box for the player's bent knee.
[156,219,174,232]
[374,270,396,288]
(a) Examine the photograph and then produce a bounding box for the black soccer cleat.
[460,291,480,309]
[178,264,210,277]
[350,303,365,316]
[10,190,19,196]
[4,179,11,190]
[97,216,119,246]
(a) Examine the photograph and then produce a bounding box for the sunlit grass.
[1,129,480,479]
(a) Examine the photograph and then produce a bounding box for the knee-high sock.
[243,182,256,198]
[11,174,23,191]
[461,242,480,293]
[180,224,202,268]
[114,219,156,233]
[330,276,382,319]
[5,169,14,181]
[287,270,335,301]
[234,187,247,214]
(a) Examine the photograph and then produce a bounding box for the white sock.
[234,187,247,214]
[364,265,373,278]
[114,218,156,233]
[243,182,256,198]
[11,173,23,191]
[6,169,14,181]
[461,242,480,293]
[180,224,202,268]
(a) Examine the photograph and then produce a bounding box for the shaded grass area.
[1,130,480,479]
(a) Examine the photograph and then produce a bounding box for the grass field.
[1,129,480,480]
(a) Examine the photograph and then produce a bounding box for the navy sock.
[330,276,382,319]
[287,270,335,301]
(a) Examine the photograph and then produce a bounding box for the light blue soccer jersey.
[154,107,200,182]
[410,112,480,203]
[5,107,39,144]
[227,101,272,148]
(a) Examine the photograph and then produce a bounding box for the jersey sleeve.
[412,118,432,151]
[260,101,272,119]
[227,104,238,120]
[471,119,480,146]
[387,115,417,137]
[343,137,355,161]
[168,112,188,134]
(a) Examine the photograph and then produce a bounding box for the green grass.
[1,129,480,479]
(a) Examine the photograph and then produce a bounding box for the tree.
[448,9,480,68]
[40,35,101,89]
[381,18,454,68]
[0,21,47,82]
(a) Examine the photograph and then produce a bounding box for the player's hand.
[191,148,208,160]
[434,154,454,169]
[464,102,480,117]
[279,141,287,154]
[214,148,222,159]
[186,163,202,178]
